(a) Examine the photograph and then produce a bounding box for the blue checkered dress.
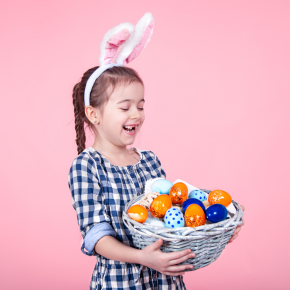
[68,146,187,290]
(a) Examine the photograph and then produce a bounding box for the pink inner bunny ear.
[124,20,154,65]
[99,23,134,66]
[103,29,131,64]
[115,12,155,66]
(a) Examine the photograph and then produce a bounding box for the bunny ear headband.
[84,12,154,107]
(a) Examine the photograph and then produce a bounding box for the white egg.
[144,217,166,227]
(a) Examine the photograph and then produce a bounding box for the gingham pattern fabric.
[68,146,187,290]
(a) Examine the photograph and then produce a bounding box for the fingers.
[168,251,195,266]
[229,233,238,242]
[241,204,245,211]
[165,248,193,263]
[165,263,193,274]
[151,238,163,250]
[233,226,242,235]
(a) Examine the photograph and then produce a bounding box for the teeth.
[124,126,135,132]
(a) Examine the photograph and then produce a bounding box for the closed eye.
[120,108,144,111]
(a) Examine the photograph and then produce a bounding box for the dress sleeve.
[153,153,166,179]
[68,153,116,256]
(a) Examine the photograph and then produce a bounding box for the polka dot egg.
[164,208,185,228]
[188,190,207,202]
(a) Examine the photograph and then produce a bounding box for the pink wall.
[1,1,289,289]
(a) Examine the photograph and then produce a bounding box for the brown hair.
[72,66,144,155]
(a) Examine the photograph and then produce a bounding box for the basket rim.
[122,193,244,238]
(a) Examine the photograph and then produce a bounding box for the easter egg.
[150,194,172,219]
[188,189,207,202]
[169,182,188,204]
[184,204,206,228]
[151,179,173,195]
[128,205,148,223]
[182,198,206,213]
[208,190,232,207]
[164,208,185,228]
[145,217,166,227]
[206,204,228,223]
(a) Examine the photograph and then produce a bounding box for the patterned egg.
[206,204,228,223]
[128,205,148,223]
[164,208,185,228]
[150,194,172,219]
[184,204,206,228]
[151,179,173,195]
[208,190,232,207]
[182,198,206,213]
[188,189,207,202]
[169,182,188,204]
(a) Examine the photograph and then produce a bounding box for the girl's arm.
[95,236,195,276]
[94,235,142,264]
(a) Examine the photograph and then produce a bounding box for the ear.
[99,22,135,66]
[85,105,100,125]
[115,12,154,65]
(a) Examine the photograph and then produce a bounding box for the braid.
[72,83,86,155]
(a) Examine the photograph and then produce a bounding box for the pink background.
[1,1,289,289]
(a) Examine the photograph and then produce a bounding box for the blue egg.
[188,189,207,202]
[164,208,185,228]
[182,198,206,213]
[151,179,173,195]
[206,204,228,223]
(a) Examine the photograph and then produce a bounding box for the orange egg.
[128,205,148,223]
[208,190,232,207]
[184,204,205,228]
[169,182,188,204]
[150,194,172,219]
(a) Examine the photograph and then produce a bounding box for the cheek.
[141,111,145,123]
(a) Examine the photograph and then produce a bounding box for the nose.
[130,108,141,120]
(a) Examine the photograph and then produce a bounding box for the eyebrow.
[117,98,145,104]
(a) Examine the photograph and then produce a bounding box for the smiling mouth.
[123,126,136,132]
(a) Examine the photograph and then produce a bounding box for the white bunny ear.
[115,12,154,65]
[99,22,135,66]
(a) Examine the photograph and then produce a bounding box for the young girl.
[68,12,244,290]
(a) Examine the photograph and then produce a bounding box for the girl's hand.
[227,204,245,244]
[139,238,195,276]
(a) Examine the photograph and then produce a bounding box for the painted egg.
[145,217,166,227]
[188,189,207,202]
[206,204,228,223]
[151,179,173,195]
[208,190,232,207]
[150,194,172,219]
[169,182,188,204]
[164,208,185,228]
[128,205,148,223]
[182,198,206,213]
[184,204,206,228]
[172,204,183,212]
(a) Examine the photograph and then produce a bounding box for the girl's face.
[97,81,145,147]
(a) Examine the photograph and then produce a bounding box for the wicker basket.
[122,189,244,271]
